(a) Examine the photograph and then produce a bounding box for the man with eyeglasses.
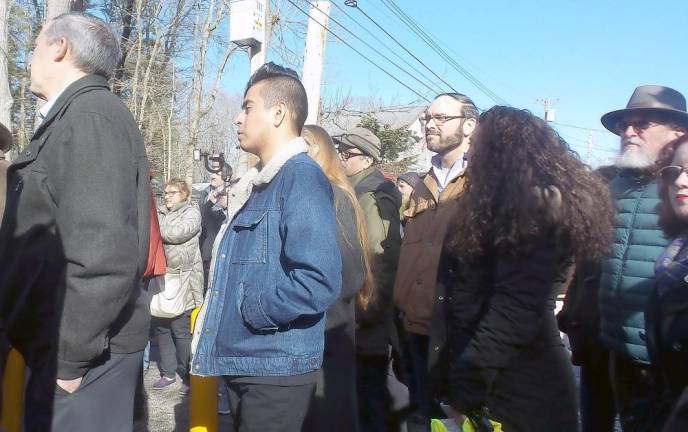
[595,85,688,431]
[333,126,402,432]
[392,93,478,431]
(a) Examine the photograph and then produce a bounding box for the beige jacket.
[393,171,465,335]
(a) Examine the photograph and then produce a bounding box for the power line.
[343,2,461,95]
[375,0,508,105]
[552,121,608,134]
[300,0,440,96]
[326,0,445,95]
[284,0,432,102]
[375,0,506,104]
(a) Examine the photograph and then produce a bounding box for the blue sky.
[224,0,688,165]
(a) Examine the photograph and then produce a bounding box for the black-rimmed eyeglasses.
[419,114,465,127]
[338,148,367,161]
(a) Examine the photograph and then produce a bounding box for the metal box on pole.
[229,0,266,47]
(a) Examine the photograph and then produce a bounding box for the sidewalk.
[133,362,232,432]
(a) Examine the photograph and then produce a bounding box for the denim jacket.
[191,147,342,377]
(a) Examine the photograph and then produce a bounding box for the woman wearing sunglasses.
[647,135,688,431]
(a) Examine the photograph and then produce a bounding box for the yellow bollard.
[0,348,25,432]
[189,307,218,432]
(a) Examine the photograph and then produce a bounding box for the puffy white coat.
[158,201,204,311]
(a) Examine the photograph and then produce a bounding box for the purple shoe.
[178,382,190,396]
[152,376,176,390]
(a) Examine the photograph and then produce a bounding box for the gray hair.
[44,12,121,79]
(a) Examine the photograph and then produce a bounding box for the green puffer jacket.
[599,170,668,364]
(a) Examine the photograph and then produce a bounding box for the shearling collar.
[223,137,308,223]
[191,136,308,356]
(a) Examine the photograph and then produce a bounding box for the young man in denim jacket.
[191,63,342,431]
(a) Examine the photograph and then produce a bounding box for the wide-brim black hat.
[0,122,11,153]
[601,85,688,135]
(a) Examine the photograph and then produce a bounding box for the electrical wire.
[283,0,432,102]
[551,121,608,133]
[344,2,460,96]
[300,0,440,96]
[379,0,507,104]
[326,0,446,95]
[374,0,508,105]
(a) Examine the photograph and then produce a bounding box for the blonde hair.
[165,178,191,202]
[302,125,376,309]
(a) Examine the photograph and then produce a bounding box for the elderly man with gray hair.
[0,13,150,431]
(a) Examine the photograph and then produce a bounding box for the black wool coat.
[437,240,578,432]
[0,75,151,388]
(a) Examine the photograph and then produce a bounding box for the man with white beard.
[597,85,687,431]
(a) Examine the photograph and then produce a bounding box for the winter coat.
[304,186,364,432]
[557,261,610,367]
[440,240,578,432]
[644,239,688,430]
[0,74,151,379]
[557,167,617,368]
[199,187,225,264]
[0,159,8,228]
[191,142,341,377]
[599,170,668,363]
[349,166,402,356]
[158,201,204,312]
[394,170,465,336]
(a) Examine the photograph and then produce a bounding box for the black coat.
[0,76,151,386]
[304,186,364,432]
[199,187,225,264]
[438,240,578,432]
[556,260,609,367]
[646,244,688,430]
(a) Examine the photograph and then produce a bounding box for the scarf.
[655,234,688,296]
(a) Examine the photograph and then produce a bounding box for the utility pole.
[586,132,594,166]
[229,0,271,176]
[302,1,330,125]
[537,98,558,122]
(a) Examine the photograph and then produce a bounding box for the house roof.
[320,106,426,136]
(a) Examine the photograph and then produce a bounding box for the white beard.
[615,145,657,169]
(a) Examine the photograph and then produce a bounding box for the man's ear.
[53,37,69,62]
[462,118,477,138]
[272,102,288,128]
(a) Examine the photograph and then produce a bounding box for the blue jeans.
[405,333,432,420]
[357,354,389,432]
[142,340,150,372]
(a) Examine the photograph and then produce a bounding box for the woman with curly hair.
[439,106,615,431]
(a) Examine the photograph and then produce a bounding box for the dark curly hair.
[656,135,688,237]
[447,106,615,261]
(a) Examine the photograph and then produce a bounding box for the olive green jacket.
[349,167,402,355]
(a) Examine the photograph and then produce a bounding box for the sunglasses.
[658,165,688,183]
[338,148,367,161]
[615,119,661,134]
